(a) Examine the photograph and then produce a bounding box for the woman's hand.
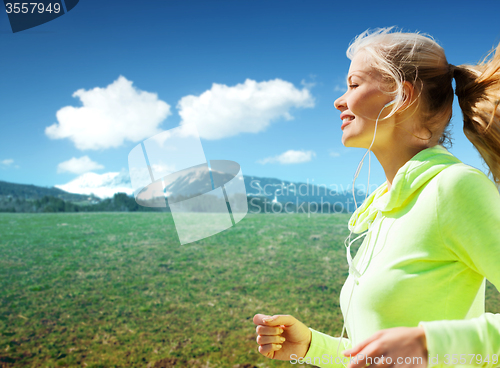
[253,314,312,361]
[343,326,428,368]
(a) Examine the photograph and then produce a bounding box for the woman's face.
[334,51,396,148]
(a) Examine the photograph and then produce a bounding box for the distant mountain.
[0,172,369,214]
[55,170,133,199]
[0,180,98,203]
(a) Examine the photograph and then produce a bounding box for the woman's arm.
[302,328,352,368]
[418,165,500,367]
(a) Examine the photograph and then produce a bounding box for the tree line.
[0,193,350,214]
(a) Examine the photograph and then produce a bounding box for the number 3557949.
[5,3,61,14]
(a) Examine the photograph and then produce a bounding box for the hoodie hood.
[348,144,462,234]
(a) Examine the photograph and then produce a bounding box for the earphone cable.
[338,101,392,361]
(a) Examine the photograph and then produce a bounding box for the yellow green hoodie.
[302,144,500,368]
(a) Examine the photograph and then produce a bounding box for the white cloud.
[57,156,104,174]
[301,77,316,90]
[334,85,347,92]
[258,150,316,165]
[55,170,133,199]
[45,76,171,150]
[177,78,314,140]
[329,150,340,157]
[1,159,18,169]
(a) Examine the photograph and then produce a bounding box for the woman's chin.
[341,133,356,147]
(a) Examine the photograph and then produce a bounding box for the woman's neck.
[373,144,434,191]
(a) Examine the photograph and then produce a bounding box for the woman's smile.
[341,118,354,130]
[340,112,356,130]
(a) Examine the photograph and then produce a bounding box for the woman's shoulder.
[436,162,500,204]
[434,162,500,261]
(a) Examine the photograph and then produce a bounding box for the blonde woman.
[253,27,500,368]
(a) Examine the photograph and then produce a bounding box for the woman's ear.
[401,81,416,109]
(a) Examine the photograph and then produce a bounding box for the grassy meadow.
[1,212,499,368]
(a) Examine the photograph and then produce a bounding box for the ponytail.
[452,42,500,186]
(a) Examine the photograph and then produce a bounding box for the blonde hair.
[347,27,500,186]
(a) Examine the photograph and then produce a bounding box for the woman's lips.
[341,119,353,130]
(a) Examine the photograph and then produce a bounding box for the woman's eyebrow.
[346,72,368,85]
[346,72,362,85]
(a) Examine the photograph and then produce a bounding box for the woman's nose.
[334,94,346,111]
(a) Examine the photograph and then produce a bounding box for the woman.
[253,27,500,368]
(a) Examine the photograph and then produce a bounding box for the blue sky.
[1,0,499,197]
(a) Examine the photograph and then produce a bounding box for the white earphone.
[351,99,397,208]
[337,98,398,365]
[384,99,397,108]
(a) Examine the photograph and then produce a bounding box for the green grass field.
[1,212,499,367]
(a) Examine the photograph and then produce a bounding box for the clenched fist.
[253,314,312,361]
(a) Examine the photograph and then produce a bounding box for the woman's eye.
[349,84,358,89]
